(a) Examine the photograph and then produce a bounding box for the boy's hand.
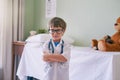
[43,51,48,54]
[43,51,50,62]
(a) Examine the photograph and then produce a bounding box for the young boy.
[42,17,71,80]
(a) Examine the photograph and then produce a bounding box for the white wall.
[32,0,120,46]
[56,0,120,46]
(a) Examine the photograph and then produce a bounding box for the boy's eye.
[48,29,63,34]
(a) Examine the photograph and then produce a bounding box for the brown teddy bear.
[91,17,120,51]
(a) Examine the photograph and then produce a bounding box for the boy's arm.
[43,52,67,62]
[42,41,71,62]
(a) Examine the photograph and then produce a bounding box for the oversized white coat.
[42,39,71,80]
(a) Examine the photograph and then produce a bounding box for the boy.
[42,17,71,80]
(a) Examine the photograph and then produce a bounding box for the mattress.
[16,43,120,80]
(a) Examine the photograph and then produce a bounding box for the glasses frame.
[48,29,64,34]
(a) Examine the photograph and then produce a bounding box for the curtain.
[0,0,5,80]
[0,0,24,80]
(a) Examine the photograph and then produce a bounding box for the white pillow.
[26,34,74,45]
[26,34,50,43]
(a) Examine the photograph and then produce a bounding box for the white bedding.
[17,43,120,80]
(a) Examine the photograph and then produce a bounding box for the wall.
[24,0,35,39]
[34,0,49,30]
[56,0,120,46]
[25,0,120,46]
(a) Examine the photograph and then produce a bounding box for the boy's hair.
[49,17,66,30]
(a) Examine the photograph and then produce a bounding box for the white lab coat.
[42,39,71,80]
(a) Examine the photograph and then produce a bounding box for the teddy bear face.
[114,23,120,31]
[114,17,120,32]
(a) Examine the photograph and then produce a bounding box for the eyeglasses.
[48,29,63,34]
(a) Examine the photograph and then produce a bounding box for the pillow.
[25,34,74,46]
[25,34,50,43]
[25,42,43,48]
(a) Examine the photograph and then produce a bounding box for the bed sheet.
[70,47,120,80]
[16,43,120,80]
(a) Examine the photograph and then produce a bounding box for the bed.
[16,34,120,80]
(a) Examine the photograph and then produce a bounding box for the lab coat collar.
[51,39,64,47]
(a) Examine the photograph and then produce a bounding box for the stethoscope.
[48,39,64,54]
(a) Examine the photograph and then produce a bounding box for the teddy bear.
[91,17,120,51]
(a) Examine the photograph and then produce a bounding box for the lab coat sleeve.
[61,43,71,62]
[42,40,50,54]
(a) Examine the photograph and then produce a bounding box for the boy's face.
[49,26,65,42]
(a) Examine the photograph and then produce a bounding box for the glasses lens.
[48,29,63,34]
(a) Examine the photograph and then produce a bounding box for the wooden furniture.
[12,41,25,80]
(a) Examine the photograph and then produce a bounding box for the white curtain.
[0,0,24,80]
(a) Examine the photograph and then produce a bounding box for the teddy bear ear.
[116,17,120,23]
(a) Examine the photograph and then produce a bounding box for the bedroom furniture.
[70,47,120,80]
[12,41,25,80]
[16,43,120,80]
